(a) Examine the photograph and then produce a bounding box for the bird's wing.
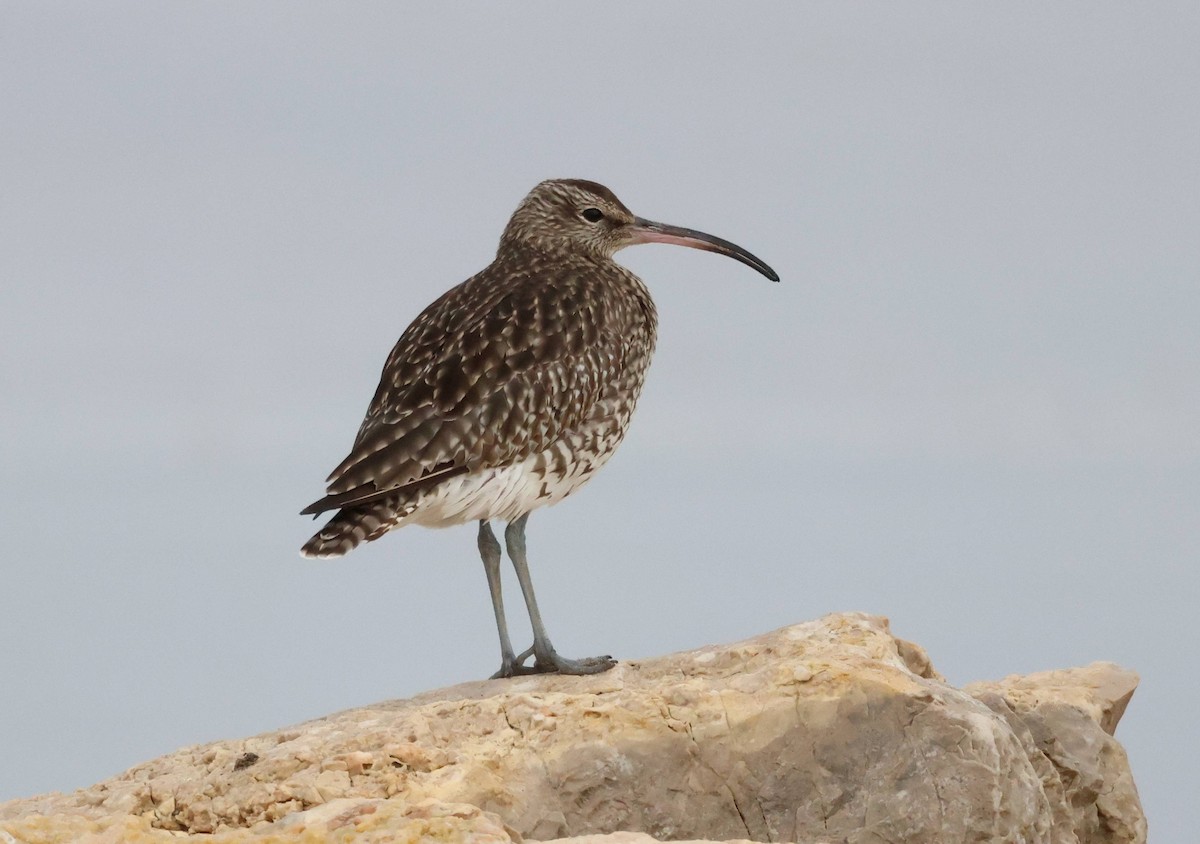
[300,259,640,516]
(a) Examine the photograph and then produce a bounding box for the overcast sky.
[2,3,1197,839]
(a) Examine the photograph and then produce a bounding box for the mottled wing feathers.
[298,461,466,515]
[300,249,629,516]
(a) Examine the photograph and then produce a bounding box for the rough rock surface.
[0,613,1145,844]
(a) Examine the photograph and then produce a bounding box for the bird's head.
[500,179,779,282]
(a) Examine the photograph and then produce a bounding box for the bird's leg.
[478,520,532,679]
[503,513,616,676]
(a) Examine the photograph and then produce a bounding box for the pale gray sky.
[2,3,1197,839]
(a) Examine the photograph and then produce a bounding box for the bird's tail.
[299,497,412,559]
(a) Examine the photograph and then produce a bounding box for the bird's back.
[301,243,658,522]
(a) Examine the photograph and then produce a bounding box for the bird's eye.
[581,207,604,223]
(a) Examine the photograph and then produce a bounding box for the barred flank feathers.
[300,498,412,559]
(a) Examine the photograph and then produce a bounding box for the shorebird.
[300,179,778,678]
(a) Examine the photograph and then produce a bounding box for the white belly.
[406,441,616,528]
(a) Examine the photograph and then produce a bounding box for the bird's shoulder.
[369,248,650,423]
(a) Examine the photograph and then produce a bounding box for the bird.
[300,178,778,678]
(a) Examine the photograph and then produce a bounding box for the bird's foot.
[490,648,538,679]
[527,644,616,675]
[533,652,616,675]
[490,645,616,678]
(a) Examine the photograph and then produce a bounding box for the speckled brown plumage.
[306,247,653,506]
[299,179,777,676]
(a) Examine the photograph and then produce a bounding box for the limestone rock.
[0,798,515,844]
[965,664,1145,844]
[0,613,1145,843]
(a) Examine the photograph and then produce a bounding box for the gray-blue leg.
[478,520,528,679]
[503,512,616,675]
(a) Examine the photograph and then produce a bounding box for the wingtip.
[299,544,347,560]
[299,496,333,517]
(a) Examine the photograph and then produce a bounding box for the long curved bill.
[629,217,780,282]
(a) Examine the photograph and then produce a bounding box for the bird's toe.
[534,652,617,676]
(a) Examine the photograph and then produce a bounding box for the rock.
[0,798,516,843]
[0,613,1145,843]
[965,664,1145,844]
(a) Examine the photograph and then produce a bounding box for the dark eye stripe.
[581,207,604,223]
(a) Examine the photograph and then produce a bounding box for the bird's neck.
[497,236,609,268]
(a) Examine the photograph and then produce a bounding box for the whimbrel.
[301,179,778,678]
